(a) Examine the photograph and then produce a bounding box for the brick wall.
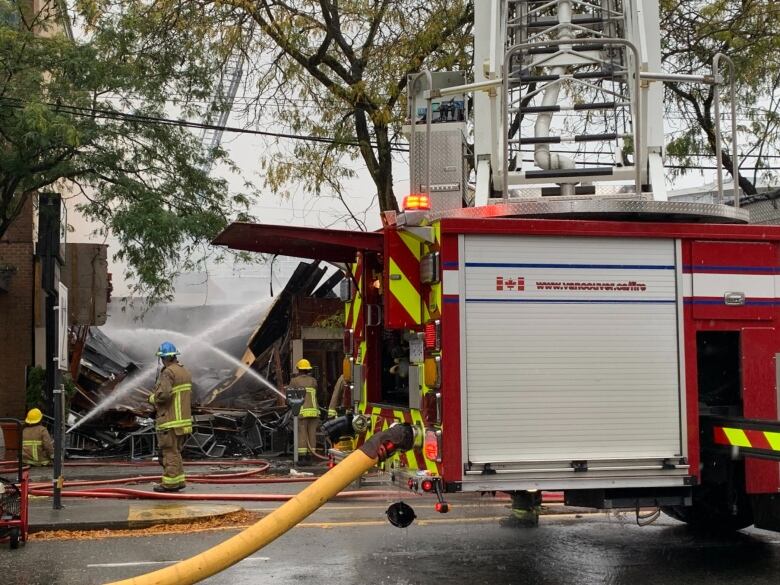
[0,196,35,418]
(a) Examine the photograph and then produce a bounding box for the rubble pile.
[63,261,344,461]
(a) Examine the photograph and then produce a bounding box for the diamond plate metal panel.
[411,126,466,211]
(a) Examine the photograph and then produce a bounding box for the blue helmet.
[156,341,180,358]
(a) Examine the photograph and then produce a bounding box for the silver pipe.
[712,54,739,207]
[430,78,503,98]
[639,72,715,84]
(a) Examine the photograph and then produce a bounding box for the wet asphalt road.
[4,510,780,585]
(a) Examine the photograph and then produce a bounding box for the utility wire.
[1,97,778,170]
[0,96,411,153]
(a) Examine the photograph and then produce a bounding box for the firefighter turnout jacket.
[328,374,346,418]
[289,374,319,418]
[22,424,54,465]
[149,362,193,434]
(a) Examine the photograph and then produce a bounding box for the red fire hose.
[29,487,403,501]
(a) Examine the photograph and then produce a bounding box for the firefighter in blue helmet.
[148,342,193,492]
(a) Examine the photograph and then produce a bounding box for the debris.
[61,261,345,462]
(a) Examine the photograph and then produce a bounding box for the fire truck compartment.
[459,234,688,490]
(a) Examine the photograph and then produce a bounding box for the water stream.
[68,299,283,432]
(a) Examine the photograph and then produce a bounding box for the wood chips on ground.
[30,510,265,541]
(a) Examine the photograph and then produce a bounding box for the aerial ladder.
[411,0,739,212]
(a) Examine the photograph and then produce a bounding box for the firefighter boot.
[500,491,542,528]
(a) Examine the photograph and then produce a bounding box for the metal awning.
[212,222,383,263]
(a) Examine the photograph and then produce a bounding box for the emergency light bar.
[403,193,431,211]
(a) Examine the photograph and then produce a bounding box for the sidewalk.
[25,459,594,533]
[30,500,243,532]
[26,459,323,532]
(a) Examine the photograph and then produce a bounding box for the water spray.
[69,300,278,433]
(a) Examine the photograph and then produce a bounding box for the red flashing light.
[424,320,441,351]
[424,430,440,461]
[421,479,434,493]
[407,478,415,489]
[435,502,449,513]
[403,193,432,211]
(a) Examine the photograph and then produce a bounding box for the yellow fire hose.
[106,424,415,585]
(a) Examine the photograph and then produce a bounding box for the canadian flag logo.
[496,276,525,291]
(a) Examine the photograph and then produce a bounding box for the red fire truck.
[214,0,780,532]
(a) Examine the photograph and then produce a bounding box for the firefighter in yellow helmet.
[148,341,193,492]
[289,358,319,465]
[22,408,54,466]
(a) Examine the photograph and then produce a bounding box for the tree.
[82,0,473,218]
[0,0,252,302]
[660,0,780,195]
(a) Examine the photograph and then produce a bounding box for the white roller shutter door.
[463,235,682,464]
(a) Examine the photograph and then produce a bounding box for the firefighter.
[22,408,54,466]
[327,374,345,419]
[289,358,319,464]
[148,341,193,492]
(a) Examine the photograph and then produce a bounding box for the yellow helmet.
[296,358,312,371]
[25,408,43,425]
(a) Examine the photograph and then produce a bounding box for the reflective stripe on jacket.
[151,362,193,435]
[289,374,319,418]
[22,424,54,465]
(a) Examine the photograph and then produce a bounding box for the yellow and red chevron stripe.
[385,228,423,328]
[358,404,440,475]
[714,426,780,451]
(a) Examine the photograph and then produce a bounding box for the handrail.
[502,38,643,200]
[712,53,739,208]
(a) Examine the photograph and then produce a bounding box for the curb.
[29,503,244,533]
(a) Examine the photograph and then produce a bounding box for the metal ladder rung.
[516,70,626,83]
[523,167,615,179]
[515,101,625,114]
[513,132,623,145]
[525,43,611,56]
[506,166,639,186]
[525,16,610,29]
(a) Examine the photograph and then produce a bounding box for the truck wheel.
[662,483,753,532]
[9,528,19,550]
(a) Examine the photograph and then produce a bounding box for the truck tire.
[662,482,753,532]
[9,528,20,550]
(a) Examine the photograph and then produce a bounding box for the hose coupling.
[359,423,415,462]
[321,414,354,442]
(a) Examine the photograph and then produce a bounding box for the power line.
[0,97,410,153]
[1,97,778,171]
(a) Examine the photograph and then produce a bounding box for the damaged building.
[64,261,345,460]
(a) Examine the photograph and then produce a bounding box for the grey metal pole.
[292,414,299,467]
[52,379,63,509]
